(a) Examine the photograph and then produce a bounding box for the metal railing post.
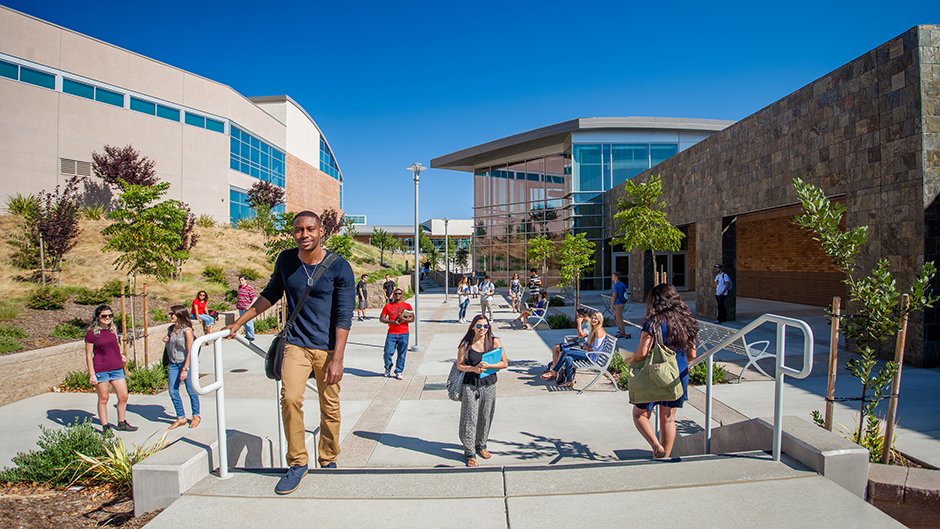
[773,322,787,462]
[190,330,230,479]
[705,354,713,454]
[275,380,287,466]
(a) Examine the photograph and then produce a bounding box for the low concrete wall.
[868,464,940,529]
[673,416,871,498]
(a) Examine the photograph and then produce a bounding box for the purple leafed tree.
[320,208,345,239]
[92,145,159,188]
[35,176,83,284]
[247,181,286,210]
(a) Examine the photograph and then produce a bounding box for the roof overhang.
[431,117,734,172]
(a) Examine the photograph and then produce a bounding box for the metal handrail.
[189,330,316,478]
[688,314,815,461]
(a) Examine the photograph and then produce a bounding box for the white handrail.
[689,314,815,461]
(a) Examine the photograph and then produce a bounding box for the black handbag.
[265,252,338,380]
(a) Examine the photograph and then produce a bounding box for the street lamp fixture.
[406,162,426,352]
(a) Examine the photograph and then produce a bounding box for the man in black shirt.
[224,211,355,495]
[382,274,396,304]
[356,273,368,321]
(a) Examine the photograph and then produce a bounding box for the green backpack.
[627,324,683,404]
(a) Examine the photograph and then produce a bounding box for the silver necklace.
[301,261,319,286]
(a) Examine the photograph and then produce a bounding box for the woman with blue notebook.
[455,314,508,467]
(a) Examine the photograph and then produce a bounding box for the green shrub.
[202,265,227,285]
[52,319,87,340]
[74,287,112,306]
[238,267,261,281]
[548,296,566,307]
[360,256,376,266]
[0,325,27,339]
[547,313,573,329]
[5,193,39,218]
[61,370,94,391]
[27,286,68,310]
[0,300,19,321]
[689,361,728,385]
[100,279,125,299]
[125,361,168,394]
[149,308,170,324]
[617,371,630,391]
[195,214,216,228]
[224,289,239,304]
[493,279,508,288]
[81,205,106,220]
[0,420,111,486]
[608,350,628,374]
[234,218,256,231]
[253,315,280,334]
[209,301,231,312]
[0,336,23,355]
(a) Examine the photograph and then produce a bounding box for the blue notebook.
[479,348,503,378]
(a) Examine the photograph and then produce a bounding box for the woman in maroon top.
[191,290,214,333]
[84,305,137,432]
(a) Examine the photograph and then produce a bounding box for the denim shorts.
[95,368,125,382]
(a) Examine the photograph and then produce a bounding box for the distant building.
[354,218,472,268]
[0,6,343,225]
[346,214,367,225]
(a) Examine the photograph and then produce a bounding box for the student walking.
[509,273,522,313]
[224,210,355,495]
[478,274,495,322]
[714,264,731,323]
[163,305,200,429]
[84,305,137,433]
[380,287,414,380]
[383,274,396,304]
[456,276,471,323]
[236,276,257,341]
[455,314,508,467]
[611,271,631,339]
[357,273,369,321]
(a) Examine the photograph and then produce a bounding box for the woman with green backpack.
[628,283,698,459]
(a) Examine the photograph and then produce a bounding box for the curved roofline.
[431,116,735,171]
[250,95,344,180]
[2,5,288,127]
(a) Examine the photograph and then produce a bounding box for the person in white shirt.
[714,264,731,323]
[456,276,471,323]
[478,274,496,322]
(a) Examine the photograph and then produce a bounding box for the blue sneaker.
[275,464,308,495]
[323,462,337,469]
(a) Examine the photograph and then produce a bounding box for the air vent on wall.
[60,158,91,177]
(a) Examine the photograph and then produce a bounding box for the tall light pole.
[442,217,449,304]
[407,162,426,352]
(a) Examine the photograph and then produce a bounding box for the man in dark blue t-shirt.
[611,271,631,339]
[224,211,355,495]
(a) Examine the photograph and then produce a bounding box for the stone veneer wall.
[285,153,341,215]
[604,25,939,365]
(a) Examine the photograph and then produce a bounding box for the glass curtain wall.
[571,142,679,290]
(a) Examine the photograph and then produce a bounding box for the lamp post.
[442,217,449,304]
[407,162,426,352]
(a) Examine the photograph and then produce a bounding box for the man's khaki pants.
[281,344,341,467]
[612,303,625,333]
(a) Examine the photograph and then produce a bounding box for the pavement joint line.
[502,467,511,529]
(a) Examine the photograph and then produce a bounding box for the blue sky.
[6,0,938,224]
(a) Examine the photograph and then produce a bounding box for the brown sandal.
[477,449,492,459]
[169,417,188,430]
[539,371,555,381]
[466,457,478,467]
[189,416,202,429]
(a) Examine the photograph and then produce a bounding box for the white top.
[591,334,606,351]
[479,281,495,301]
[715,272,730,295]
[457,284,470,304]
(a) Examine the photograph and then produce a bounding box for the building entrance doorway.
[611,252,630,288]
[653,252,688,290]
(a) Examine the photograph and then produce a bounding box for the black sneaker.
[115,420,138,432]
[275,464,308,495]
[100,424,112,434]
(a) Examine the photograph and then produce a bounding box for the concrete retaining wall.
[868,463,940,529]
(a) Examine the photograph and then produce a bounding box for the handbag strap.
[283,251,338,333]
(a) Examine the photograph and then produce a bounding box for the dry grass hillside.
[0,214,410,353]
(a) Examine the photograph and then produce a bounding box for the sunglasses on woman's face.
[475,323,489,330]
[99,314,113,319]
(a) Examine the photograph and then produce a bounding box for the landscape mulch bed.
[0,483,158,528]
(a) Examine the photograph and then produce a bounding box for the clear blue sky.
[6,0,938,224]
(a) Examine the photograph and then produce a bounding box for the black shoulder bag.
[265,252,338,380]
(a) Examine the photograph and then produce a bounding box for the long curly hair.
[644,283,698,352]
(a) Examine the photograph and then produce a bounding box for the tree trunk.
[130,274,138,365]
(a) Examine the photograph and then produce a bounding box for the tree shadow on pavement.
[46,408,95,426]
[353,430,465,463]
[489,431,615,464]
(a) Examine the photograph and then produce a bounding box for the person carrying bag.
[627,325,683,404]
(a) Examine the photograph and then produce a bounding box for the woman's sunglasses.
[475,323,489,330]
[99,314,113,319]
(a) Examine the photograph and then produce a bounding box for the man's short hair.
[714,264,723,270]
[238,275,247,280]
[484,274,490,279]
[293,211,321,225]
[530,268,537,273]
[612,271,621,280]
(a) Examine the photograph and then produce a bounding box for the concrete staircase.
[143,451,903,528]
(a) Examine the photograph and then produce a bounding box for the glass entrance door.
[611,252,630,287]
[652,252,688,290]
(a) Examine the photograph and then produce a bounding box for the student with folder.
[455,314,508,467]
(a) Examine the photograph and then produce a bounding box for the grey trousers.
[459,384,497,458]
[480,298,494,321]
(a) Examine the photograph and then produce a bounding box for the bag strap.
[283,251,339,333]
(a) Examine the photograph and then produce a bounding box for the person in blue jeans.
[380,288,414,380]
[163,305,201,429]
[456,276,471,323]
[628,283,698,459]
[541,309,607,387]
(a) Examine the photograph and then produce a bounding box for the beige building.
[0,6,343,223]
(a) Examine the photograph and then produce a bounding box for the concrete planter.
[868,463,940,529]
